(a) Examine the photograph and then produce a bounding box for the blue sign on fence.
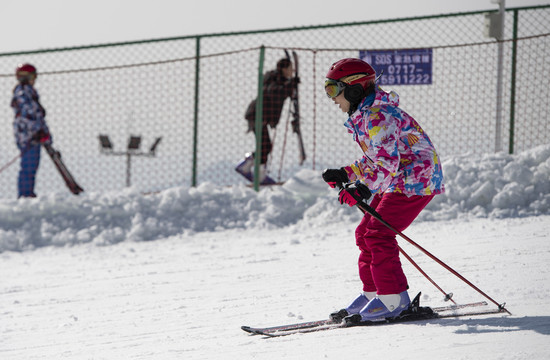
[359,49,433,85]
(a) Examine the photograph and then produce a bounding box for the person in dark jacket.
[236,58,299,184]
[11,63,52,198]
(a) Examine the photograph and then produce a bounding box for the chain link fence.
[0,5,548,198]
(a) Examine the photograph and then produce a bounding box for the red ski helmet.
[326,58,376,84]
[16,63,37,82]
[325,58,376,103]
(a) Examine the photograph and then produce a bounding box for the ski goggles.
[324,79,347,99]
[17,71,37,81]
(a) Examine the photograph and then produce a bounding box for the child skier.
[11,63,52,198]
[322,58,445,322]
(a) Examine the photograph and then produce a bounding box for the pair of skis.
[286,50,307,166]
[43,143,84,195]
[242,293,508,338]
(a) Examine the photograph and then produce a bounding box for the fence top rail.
[0,4,548,58]
[0,47,260,78]
[1,32,547,78]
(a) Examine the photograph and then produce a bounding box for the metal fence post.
[192,36,201,187]
[508,9,519,154]
[494,0,506,152]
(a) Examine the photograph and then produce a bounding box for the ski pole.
[0,152,22,174]
[396,242,455,304]
[1,141,43,175]
[350,190,510,314]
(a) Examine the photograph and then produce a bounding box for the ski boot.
[330,291,376,322]
[345,290,410,324]
[235,153,276,185]
[235,153,254,181]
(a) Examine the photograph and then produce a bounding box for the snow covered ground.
[1,144,549,359]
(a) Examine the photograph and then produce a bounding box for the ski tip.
[241,326,279,337]
[241,326,261,335]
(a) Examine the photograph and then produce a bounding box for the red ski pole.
[355,200,510,314]
[0,152,22,174]
[396,243,456,304]
[335,180,509,313]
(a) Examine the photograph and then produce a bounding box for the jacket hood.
[344,85,400,129]
[366,85,400,109]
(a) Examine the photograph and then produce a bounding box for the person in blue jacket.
[11,63,52,198]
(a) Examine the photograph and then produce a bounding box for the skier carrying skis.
[236,57,300,184]
[11,63,52,198]
[322,58,445,322]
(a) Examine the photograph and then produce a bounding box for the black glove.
[338,182,371,207]
[291,77,300,86]
[31,129,51,145]
[322,168,349,189]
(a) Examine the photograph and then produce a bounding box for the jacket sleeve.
[344,110,401,195]
[12,86,50,148]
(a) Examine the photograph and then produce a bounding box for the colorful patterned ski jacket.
[11,83,51,150]
[342,85,445,197]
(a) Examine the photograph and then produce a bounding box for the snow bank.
[423,144,550,220]
[1,144,549,252]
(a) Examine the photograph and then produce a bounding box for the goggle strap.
[375,70,383,83]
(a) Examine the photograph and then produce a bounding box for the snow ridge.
[1,144,549,252]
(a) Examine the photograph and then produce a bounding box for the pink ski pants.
[355,192,435,295]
